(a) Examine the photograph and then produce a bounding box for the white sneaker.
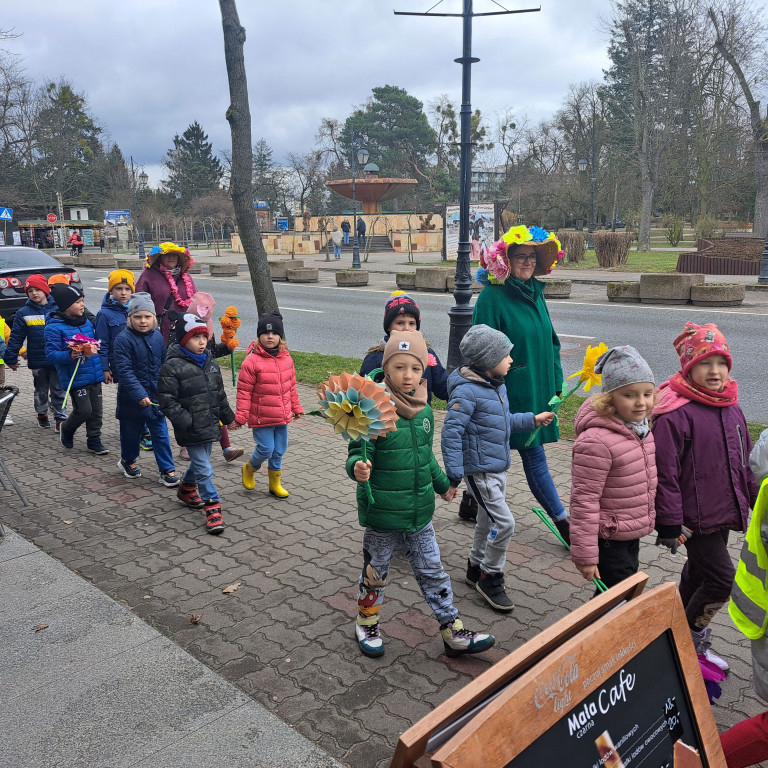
[355,618,384,658]
[692,627,729,672]
[4,416,13,426]
[703,647,729,672]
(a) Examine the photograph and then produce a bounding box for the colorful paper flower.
[475,267,490,285]
[567,342,609,391]
[317,373,398,442]
[528,226,549,242]
[65,334,101,358]
[502,225,533,246]
[219,306,241,351]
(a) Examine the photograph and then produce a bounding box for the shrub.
[661,214,684,246]
[593,231,634,267]
[694,215,718,240]
[557,231,587,263]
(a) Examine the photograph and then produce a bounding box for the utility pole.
[394,1,540,371]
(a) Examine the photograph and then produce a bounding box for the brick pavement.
[2,366,765,767]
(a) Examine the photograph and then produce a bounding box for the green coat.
[472,277,563,449]
[345,404,450,532]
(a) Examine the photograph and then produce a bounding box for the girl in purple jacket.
[653,322,758,672]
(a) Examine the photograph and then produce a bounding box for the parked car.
[0,246,82,322]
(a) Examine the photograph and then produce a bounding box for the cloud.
[4,0,611,183]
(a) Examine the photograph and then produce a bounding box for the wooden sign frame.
[391,573,726,768]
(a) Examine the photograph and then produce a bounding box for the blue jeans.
[119,406,174,473]
[31,367,67,421]
[183,442,219,502]
[343,231,350,245]
[249,424,288,470]
[333,244,341,258]
[518,445,567,522]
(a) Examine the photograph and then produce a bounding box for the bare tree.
[218,0,277,315]
[709,3,768,237]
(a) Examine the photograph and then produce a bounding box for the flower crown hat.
[145,241,193,274]
[476,224,564,285]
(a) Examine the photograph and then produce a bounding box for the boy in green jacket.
[347,331,495,659]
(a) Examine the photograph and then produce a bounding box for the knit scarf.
[668,371,738,407]
[624,419,650,439]
[259,342,280,358]
[180,346,207,368]
[384,374,428,419]
[159,264,194,309]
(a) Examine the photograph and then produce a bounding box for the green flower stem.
[62,358,82,409]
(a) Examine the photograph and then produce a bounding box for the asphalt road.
[81,271,768,424]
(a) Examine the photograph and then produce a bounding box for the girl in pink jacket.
[235,312,303,498]
[570,346,657,592]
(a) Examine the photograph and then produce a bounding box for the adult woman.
[472,224,570,542]
[135,242,197,343]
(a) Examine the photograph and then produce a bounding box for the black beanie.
[383,291,420,334]
[174,313,209,346]
[50,283,84,312]
[257,311,284,338]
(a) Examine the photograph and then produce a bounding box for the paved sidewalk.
[1,368,764,767]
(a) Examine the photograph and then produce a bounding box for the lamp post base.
[352,237,361,269]
[446,302,474,372]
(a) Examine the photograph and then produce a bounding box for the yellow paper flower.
[567,342,609,391]
[501,225,533,246]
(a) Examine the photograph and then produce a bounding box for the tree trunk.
[755,151,768,239]
[218,0,277,314]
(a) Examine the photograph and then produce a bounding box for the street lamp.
[174,187,189,250]
[759,228,768,284]
[350,132,369,269]
[130,156,147,259]
[578,153,595,250]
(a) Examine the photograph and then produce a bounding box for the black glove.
[655,526,692,555]
[656,535,680,554]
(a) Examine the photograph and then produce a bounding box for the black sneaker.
[476,571,515,613]
[118,458,141,478]
[458,491,478,523]
[55,420,65,433]
[87,440,109,456]
[37,414,51,429]
[60,426,74,449]
[555,517,571,547]
[466,558,481,587]
[159,470,180,488]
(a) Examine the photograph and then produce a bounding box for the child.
[359,292,482,524]
[112,293,178,487]
[187,291,243,463]
[441,325,554,612]
[721,430,768,767]
[0,313,9,424]
[235,311,303,498]
[5,275,67,429]
[653,322,758,671]
[45,283,107,454]
[157,313,236,535]
[570,346,657,591]
[95,269,134,385]
[348,330,495,659]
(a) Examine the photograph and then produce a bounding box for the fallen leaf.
[222,582,242,594]
[63,520,73,525]
[189,614,201,624]
[143,595,151,599]
[33,624,48,632]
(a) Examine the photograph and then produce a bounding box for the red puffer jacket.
[235,342,303,427]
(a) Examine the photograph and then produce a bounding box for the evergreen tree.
[252,137,284,213]
[163,121,223,208]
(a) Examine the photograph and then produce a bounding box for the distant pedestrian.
[112,292,178,487]
[330,226,343,259]
[67,230,84,256]
[158,313,236,535]
[442,325,554,612]
[348,331,495,659]
[235,312,303,499]
[570,346,657,592]
[340,219,351,246]
[4,274,67,430]
[356,217,366,246]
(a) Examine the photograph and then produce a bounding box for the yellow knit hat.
[107,269,135,292]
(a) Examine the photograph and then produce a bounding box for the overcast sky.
[5,0,612,185]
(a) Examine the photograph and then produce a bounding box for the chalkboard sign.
[391,575,725,768]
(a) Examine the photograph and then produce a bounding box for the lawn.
[559,249,681,272]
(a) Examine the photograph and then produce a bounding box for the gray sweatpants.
[466,472,515,575]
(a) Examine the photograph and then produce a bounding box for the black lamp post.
[759,228,768,284]
[174,187,189,250]
[130,156,148,259]
[578,152,595,250]
[350,134,369,269]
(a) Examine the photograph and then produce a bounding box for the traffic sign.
[47,213,57,223]
[0,207,12,221]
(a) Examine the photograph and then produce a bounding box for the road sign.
[0,207,12,221]
[47,213,57,223]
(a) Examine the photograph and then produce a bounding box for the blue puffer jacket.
[441,367,535,482]
[4,296,58,369]
[112,326,166,419]
[94,293,128,379]
[360,339,449,402]
[45,312,105,390]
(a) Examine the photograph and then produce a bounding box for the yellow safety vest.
[729,477,768,639]
[0,316,6,364]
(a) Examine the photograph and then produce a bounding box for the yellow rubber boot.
[242,461,256,490]
[268,469,290,498]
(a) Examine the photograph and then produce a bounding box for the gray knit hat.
[595,345,654,393]
[460,324,514,372]
[127,292,156,316]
